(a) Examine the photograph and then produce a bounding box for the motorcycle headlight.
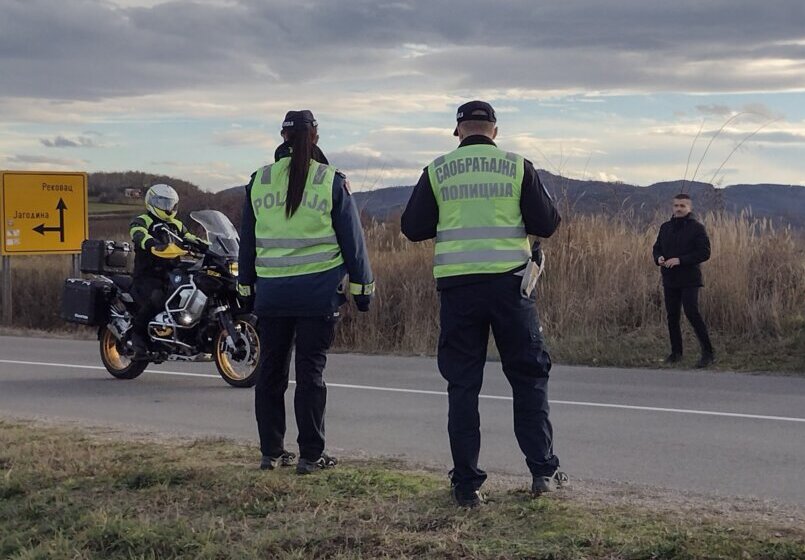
[228,261,239,276]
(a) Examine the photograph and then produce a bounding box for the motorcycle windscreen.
[190,210,240,257]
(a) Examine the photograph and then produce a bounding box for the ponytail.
[285,127,315,218]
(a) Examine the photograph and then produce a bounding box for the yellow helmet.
[145,184,179,221]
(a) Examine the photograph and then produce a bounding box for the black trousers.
[438,274,559,492]
[131,276,166,334]
[255,314,337,461]
[663,286,713,355]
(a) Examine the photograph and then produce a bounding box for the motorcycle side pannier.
[80,240,131,274]
[61,278,111,326]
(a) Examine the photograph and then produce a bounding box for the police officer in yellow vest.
[402,101,565,507]
[238,110,374,474]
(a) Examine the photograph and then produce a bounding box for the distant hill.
[90,171,805,229]
[88,171,244,226]
[350,172,805,227]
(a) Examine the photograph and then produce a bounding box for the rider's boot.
[129,331,148,360]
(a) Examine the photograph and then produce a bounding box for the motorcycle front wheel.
[99,326,148,380]
[214,319,259,388]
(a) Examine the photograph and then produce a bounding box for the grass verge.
[1,420,803,559]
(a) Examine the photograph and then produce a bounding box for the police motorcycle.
[62,210,259,388]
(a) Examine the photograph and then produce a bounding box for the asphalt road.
[1,335,803,506]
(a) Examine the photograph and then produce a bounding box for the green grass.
[1,421,802,559]
[88,201,141,215]
[548,325,805,373]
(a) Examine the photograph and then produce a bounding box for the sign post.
[0,171,88,325]
[1,256,10,326]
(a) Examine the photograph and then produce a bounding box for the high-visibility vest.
[427,144,530,278]
[250,158,344,278]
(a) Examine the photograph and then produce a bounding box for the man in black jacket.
[652,193,714,368]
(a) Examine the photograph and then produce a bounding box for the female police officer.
[238,110,374,474]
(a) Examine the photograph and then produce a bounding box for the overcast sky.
[1,0,804,190]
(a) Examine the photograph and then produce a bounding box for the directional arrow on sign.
[33,198,67,243]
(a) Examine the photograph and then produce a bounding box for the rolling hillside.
[88,170,805,228]
[351,173,805,226]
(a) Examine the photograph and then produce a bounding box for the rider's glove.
[190,238,210,254]
[185,235,210,251]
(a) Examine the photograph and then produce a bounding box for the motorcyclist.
[128,184,207,358]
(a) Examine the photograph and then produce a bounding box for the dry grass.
[3,212,804,371]
[337,212,805,371]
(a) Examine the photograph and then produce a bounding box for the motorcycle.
[62,210,259,387]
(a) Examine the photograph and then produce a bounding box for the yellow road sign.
[1,171,88,255]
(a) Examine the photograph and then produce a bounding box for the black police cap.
[454,100,496,136]
[282,110,318,130]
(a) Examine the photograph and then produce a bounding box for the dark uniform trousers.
[255,315,338,461]
[663,286,713,356]
[132,275,167,333]
[438,273,559,491]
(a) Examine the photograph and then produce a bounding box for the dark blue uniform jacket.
[238,146,373,317]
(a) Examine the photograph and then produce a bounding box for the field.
[2,211,804,372]
[88,201,141,215]
[1,420,803,560]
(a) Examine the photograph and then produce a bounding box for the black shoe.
[531,470,569,496]
[259,450,296,471]
[451,485,484,508]
[295,453,337,475]
[664,353,682,364]
[695,352,715,369]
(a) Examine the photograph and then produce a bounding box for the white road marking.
[2,359,804,424]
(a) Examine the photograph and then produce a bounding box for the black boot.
[451,484,484,508]
[260,450,297,470]
[129,332,148,360]
[295,453,337,475]
[531,470,569,496]
[664,352,682,364]
[695,351,715,369]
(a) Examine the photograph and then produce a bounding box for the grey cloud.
[697,105,733,116]
[6,154,87,165]
[328,150,419,172]
[718,130,805,144]
[212,129,273,147]
[1,0,804,100]
[697,103,785,121]
[40,135,98,148]
[742,103,786,121]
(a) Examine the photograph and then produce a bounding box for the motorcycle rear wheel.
[214,319,259,388]
[99,326,148,380]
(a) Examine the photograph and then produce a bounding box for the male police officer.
[401,101,565,507]
[129,184,207,357]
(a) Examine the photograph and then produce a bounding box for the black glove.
[190,239,209,254]
[354,294,371,312]
[531,240,544,267]
[147,239,168,252]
